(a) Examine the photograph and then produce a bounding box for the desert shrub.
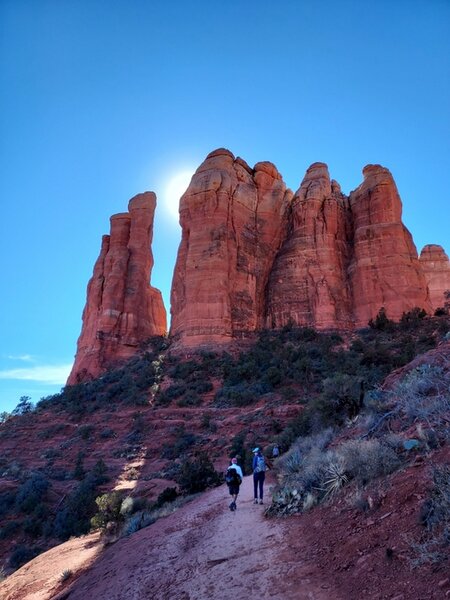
[78,424,94,440]
[176,391,202,407]
[368,307,394,331]
[59,569,73,582]
[0,490,16,517]
[12,396,34,416]
[338,439,400,485]
[164,383,187,399]
[52,460,108,540]
[176,451,221,494]
[53,477,97,540]
[419,465,450,531]
[73,452,85,480]
[8,544,42,569]
[15,473,50,514]
[100,427,115,439]
[393,365,450,425]
[190,380,213,394]
[270,431,402,516]
[37,423,66,440]
[161,427,199,459]
[0,520,21,539]
[155,486,178,507]
[23,516,44,538]
[90,491,123,530]
[400,307,427,328]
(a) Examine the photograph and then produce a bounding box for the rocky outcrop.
[266,163,353,329]
[419,244,450,312]
[68,193,166,384]
[70,150,449,367]
[348,165,431,326]
[171,154,442,340]
[170,149,292,345]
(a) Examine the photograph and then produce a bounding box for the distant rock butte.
[419,244,450,312]
[68,192,166,384]
[69,150,449,381]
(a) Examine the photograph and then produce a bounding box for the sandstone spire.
[419,244,450,312]
[348,165,431,326]
[266,162,353,329]
[170,148,292,344]
[68,192,166,384]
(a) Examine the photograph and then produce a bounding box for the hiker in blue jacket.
[252,447,269,505]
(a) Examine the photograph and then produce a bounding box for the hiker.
[252,447,269,505]
[272,444,280,459]
[225,457,243,511]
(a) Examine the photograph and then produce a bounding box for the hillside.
[0,315,449,598]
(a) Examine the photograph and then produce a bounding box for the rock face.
[266,163,353,329]
[419,245,450,312]
[70,149,449,369]
[170,149,292,344]
[348,165,431,326]
[68,193,166,384]
[171,151,443,343]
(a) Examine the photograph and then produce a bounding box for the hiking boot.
[259,499,264,505]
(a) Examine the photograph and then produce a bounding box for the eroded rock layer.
[68,193,166,384]
[419,244,450,312]
[170,149,292,344]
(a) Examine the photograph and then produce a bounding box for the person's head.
[253,447,261,456]
[231,457,238,464]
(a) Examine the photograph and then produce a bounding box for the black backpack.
[225,466,241,486]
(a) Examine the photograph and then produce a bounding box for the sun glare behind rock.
[164,170,194,220]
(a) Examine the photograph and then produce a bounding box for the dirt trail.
[45,476,338,600]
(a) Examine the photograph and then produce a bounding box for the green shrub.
[9,545,41,569]
[161,427,199,459]
[176,451,221,494]
[90,492,123,530]
[155,487,178,507]
[0,520,21,539]
[15,473,50,514]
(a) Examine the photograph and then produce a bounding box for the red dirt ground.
[1,462,449,600]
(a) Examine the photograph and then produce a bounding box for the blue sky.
[1,0,449,412]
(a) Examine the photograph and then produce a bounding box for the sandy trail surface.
[38,476,338,600]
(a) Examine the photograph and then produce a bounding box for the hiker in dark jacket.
[252,448,270,505]
[226,457,243,511]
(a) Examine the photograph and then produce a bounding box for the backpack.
[255,455,266,473]
[225,466,241,486]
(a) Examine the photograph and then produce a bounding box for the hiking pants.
[253,471,265,500]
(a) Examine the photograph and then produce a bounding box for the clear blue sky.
[1,0,449,412]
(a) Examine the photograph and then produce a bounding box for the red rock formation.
[419,244,450,312]
[68,192,166,384]
[266,163,353,329]
[170,148,292,344]
[348,165,431,326]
